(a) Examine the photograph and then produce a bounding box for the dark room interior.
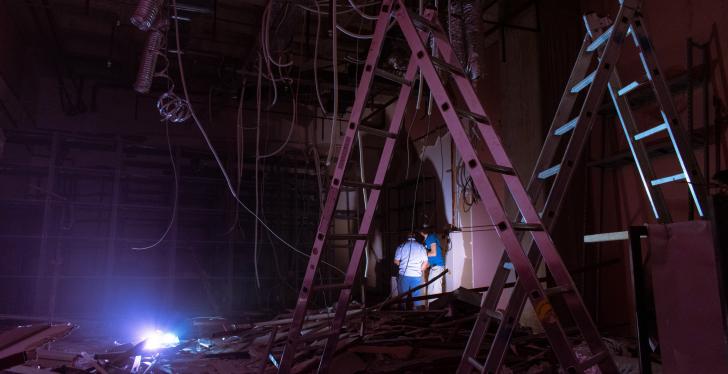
[0,0,727,373]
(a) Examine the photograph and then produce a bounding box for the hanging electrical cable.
[347,0,378,20]
[312,0,329,115]
[324,0,341,167]
[409,115,432,232]
[225,81,247,235]
[253,54,263,289]
[169,0,344,275]
[133,121,178,250]
[258,86,297,159]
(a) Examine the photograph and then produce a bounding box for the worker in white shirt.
[394,233,429,308]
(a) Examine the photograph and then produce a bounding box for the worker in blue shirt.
[420,224,445,303]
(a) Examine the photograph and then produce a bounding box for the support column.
[103,137,123,315]
[33,134,59,316]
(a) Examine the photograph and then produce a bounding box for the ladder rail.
[629,15,708,216]
[397,8,586,371]
[488,4,635,369]
[527,36,594,199]
[277,4,395,372]
[607,71,672,222]
[457,35,596,374]
[316,55,421,372]
[460,3,637,373]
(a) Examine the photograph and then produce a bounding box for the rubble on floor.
[0,289,657,373]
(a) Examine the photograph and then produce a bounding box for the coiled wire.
[151,19,191,124]
[155,53,192,124]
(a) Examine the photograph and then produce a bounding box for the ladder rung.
[617,80,642,96]
[431,57,465,77]
[537,164,561,180]
[554,117,579,136]
[374,68,412,86]
[483,309,503,320]
[467,357,485,372]
[313,282,351,291]
[298,330,338,343]
[482,163,516,175]
[571,70,597,94]
[341,180,382,189]
[455,109,490,124]
[544,285,573,297]
[409,11,441,32]
[359,125,397,138]
[579,349,610,370]
[634,123,668,141]
[586,26,613,52]
[329,234,368,241]
[511,223,543,231]
[651,173,686,186]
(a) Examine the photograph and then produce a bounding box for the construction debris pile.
[0,285,657,374]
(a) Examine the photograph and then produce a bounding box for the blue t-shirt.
[424,233,444,267]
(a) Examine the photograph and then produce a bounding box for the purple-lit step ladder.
[276,1,617,373]
[457,0,707,373]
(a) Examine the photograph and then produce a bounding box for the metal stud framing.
[458,0,707,372]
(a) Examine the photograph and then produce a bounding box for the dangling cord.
[133,121,178,250]
[325,0,340,167]
[169,0,344,274]
[253,54,263,289]
[410,114,432,232]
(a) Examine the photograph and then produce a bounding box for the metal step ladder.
[457,0,707,372]
[278,1,617,373]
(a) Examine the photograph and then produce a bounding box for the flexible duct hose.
[130,0,165,31]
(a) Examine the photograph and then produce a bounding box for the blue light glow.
[141,329,180,351]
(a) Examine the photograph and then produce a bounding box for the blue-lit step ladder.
[457,0,707,373]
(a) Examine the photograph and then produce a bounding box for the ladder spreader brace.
[278,1,617,373]
[457,0,708,373]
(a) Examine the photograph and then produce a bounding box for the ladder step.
[431,57,466,77]
[651,173,686,186]
[409,11,441,33]
[579,349,611,370]
[511,223,543,231]
[537,164,561,180]
[571,70,597,94]
[482,163,516,175]
[329,234,368,241]
[374,68,412,86]
[466,357,485,372]
[617,80,643,96]
[359,125,397,138]
[455,109,490,124]
[544,285,573,297]
[483,309,503,320]
[298,330,338,343]
[586,26,613,52]
[634,123,668,141]
[554,117,579,136]
[341,180,383,189]
[313,282,352,291]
